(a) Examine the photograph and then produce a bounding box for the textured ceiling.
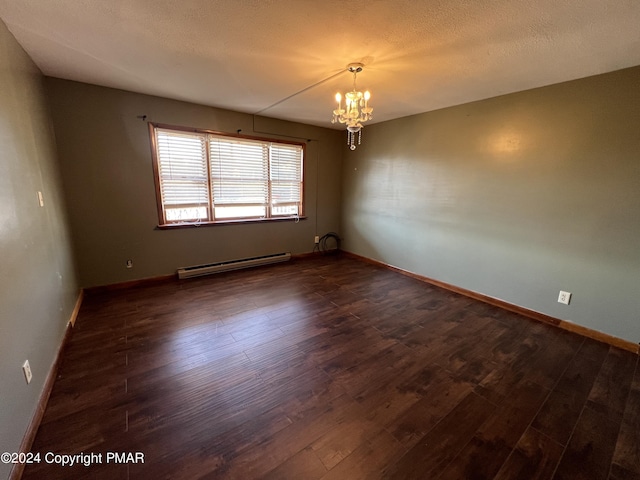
[1,1,639,129]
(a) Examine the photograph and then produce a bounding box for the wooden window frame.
[149,123,305,228]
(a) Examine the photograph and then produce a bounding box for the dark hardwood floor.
[21,254,639,479]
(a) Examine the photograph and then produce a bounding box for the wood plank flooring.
[21,254,639,479]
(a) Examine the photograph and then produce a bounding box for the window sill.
[156,216,307,230]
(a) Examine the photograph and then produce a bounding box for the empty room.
[1,1,639,479]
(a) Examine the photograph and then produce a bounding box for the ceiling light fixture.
[331,63,373,150]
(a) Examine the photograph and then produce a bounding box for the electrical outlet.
[126,259,133,269]
[558,290,572,305]
[22,360,32,384]
[314,235,320,244]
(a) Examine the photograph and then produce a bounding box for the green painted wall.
[341,66,640,342]
[0,21,78,479]
[45,79,344,288]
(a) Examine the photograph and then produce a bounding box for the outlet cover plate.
[22,360,32,384]
[558,290,572,305]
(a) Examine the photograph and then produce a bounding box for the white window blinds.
[155,130,209,222]
[152,126,303,225]
[270,143,303,216]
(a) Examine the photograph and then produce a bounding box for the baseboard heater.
[177,252,291,279]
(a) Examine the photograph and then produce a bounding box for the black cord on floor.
[318,232,341,254]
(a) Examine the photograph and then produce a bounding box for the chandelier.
[331,63,373,150]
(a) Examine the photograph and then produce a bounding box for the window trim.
[149,122,306,228]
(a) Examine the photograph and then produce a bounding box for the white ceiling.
[1,0,639,129]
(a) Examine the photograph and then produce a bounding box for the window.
[150,124,304,226]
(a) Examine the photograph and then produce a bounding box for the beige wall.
[341,66,640,342]
[0,21,78,479]
[46,79,344,287]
